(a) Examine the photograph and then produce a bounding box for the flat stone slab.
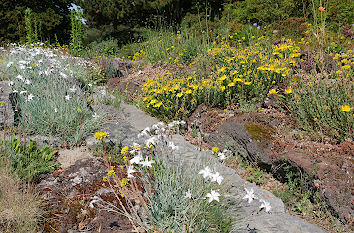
[120,102,159,131]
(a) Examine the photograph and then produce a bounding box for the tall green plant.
[24,8,40,44]
[70,8,84,52]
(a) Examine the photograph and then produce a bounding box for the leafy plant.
[0,134,59,181]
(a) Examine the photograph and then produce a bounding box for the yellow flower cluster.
[142,38,300,118]
[94,131,110,141]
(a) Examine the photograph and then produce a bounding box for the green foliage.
[25,8,41,44]
[287,71,353,142]
[0,1,71,44]
[0,135,59,181]
[70,8,84,53]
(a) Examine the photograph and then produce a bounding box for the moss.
[244,123,275,143]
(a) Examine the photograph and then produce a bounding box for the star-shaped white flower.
[218,152,226,160]
[211,172,224,185]
[168,141,179,150]
[199,166,213,179]
[206,190,220,203]
[54,108,58,113]
[69,86,77,92]
[140,157,155,167]
[20,90,27,95]
[65,95,71,100]
[259,199,271,212]
[185,189,192,199]
[24,79,31,85]
[16,75,24,81]
[8,81,14,86]
[130,155,143,165]
[243,188,256,204]
[127,166,137,178]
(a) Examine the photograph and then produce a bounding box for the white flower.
[24,79,31,85]
[16,75,24,81]
[130,154,143,165]
[8,81,14,86]
[127,166,137,178]
[243,188,256,204]
[69,86,77,92]
[92,112,100,119]
[60,72,67,79]
[180,120,186,125]
[13,90,18,93]
[20,90,27,95]
[65,95,71,100]
[100,89,106,96]
[168,141,179,150]
[25,94,34,102]
[88,83,92,87]
[54,108,58,113]
[139,157,155,167]
[206,190,220,203]
[89,196,101,208]
[211,172,224,185]
[185,189,192,199]
[218,152,226,161]
[145,136,157,147]
[259,199,271,212]
[198,166,213,179]
[6,62,13,68]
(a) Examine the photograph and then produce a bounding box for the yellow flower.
[340,105,351,112]
[228,82,235,87]
[336,70,343,75]
[177,92,183,97]
[268,89,278,95]
[107,169,115,176]
[121,146,129,155]
[212,147,219,153]
[0,101,5,106]
[342,65,351,70]
[244,81,252,85]
[103,176,108,182]
[153,102,163,108]
[284,88,292,94]
[77,108,82,113]
[94,131,110,141]
[120,178,130,187]
[185,89,192,94]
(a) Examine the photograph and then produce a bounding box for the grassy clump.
[0,156,42,232]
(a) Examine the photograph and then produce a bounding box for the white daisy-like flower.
[218,152,226,161]
[69,86,77,92]
[65,95,71,100]
[20,90,27,95]
[8,81,14,86]
[54,108,58,113]
[24,79,31,85]
[130,154,143,165]
[206,190,220,203]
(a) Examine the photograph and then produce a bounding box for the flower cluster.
[94,131,110,141]
[142,38,300,118]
